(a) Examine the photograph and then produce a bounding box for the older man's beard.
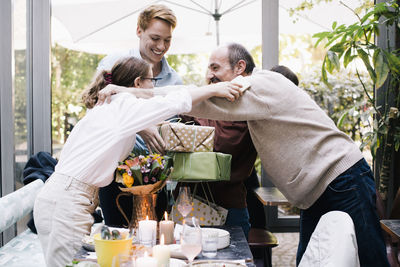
[209,76,221,84]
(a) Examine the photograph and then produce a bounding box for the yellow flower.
[122,173,134,187]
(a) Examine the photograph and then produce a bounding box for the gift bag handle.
[116,192,132,227]
[191,182,216,209]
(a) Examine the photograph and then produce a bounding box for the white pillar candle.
[138,216,157,247]
[136,251,157,267]
[153,234,171,267]
[160,212,175,245]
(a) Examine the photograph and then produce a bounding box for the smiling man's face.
[137,18,172,66]
[206,46,238,84]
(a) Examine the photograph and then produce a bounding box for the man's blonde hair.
[138,4,177,30]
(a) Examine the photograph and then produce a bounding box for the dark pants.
[225,207,251,239]
[245,169,266,229]
[99,179,167,227]
[296,158,389,267]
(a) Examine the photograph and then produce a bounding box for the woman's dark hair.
[226,43,256,74]
[270,65,299,86]
[82,57,151,108]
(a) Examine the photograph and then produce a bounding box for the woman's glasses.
[142,77,161,86]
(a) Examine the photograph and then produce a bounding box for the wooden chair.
[248,228,278,267]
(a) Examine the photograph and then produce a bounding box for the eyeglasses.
[142,77,161,86]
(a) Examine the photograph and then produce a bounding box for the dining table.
[380,219,400,240]
[253,187,290,206]
[75,225,255,266]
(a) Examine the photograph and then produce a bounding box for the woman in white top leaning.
[33,56,242,267]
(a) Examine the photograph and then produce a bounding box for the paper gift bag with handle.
[159,122,215,152]
[172,183,228,226]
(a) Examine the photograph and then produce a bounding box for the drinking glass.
[118,254,135,267]
[181,217,202,266]
[202,231,218,258]
[176,186,192,218]
[111,253,134,267]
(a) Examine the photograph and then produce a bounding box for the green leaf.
[329,43,345,53]
[373,23,380,36]
[313,31,330,47]
[384,51,400,75]
[325,54,333,73]
[312,31,330,39]
[355,28,366,40]
[357,48,377,82]
[343,47,353,68]
[337,110,349,128]
[373,49,389,88]
[325,34,344,48]
[131,166,143,185]
[332,21,337,30]
[321,59,332,89]
[360,10,375,24]
[327,51,340,72]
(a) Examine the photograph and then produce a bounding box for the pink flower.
[125,157,139,167]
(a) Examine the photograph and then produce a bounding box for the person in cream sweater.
[98,43,389,267]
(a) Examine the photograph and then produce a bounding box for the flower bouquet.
[115,153,173,195]
[115,153,173,228]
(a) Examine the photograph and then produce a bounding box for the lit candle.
[160,212,175,245]
[136,251,157,267]
[153,234,171,267]
[138,215,157,247]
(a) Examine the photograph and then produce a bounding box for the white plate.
[174,226,230,250]
[201,228,230,249]
[192,260,246,267]
[170,258,187,267]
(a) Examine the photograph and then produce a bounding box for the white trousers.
[33,173,99,267]
[298,210,360,267]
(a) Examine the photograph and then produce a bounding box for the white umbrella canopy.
[51,0,262,55]
[51,0,359,55]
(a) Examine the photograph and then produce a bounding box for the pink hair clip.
[104,72,112,84]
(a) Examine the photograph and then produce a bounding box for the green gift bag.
[169,152,232,181]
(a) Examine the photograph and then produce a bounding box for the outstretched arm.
[189,82,242,105]
[97,82,242,105]
[97,84,154,105]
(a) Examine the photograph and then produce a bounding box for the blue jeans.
[296,159,389,267]
[225,208,251,239]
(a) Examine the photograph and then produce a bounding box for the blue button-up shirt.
[97,48,183,153]
[97,48,183,86]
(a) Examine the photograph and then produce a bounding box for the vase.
[116,192,158,230]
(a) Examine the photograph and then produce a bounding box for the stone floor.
[271,232,299,267]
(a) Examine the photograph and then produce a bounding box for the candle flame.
[164,211,168,221]
[160,234,165,245]
[146,215,149,221]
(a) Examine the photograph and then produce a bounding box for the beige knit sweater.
[155,69,363,209]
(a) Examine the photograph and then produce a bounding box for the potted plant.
[313,0,400,203]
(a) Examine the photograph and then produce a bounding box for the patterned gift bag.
[171,183,228,226]
[159,122,215,152]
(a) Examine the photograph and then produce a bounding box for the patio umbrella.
[51,0,262,55]
[50,0,359,55]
